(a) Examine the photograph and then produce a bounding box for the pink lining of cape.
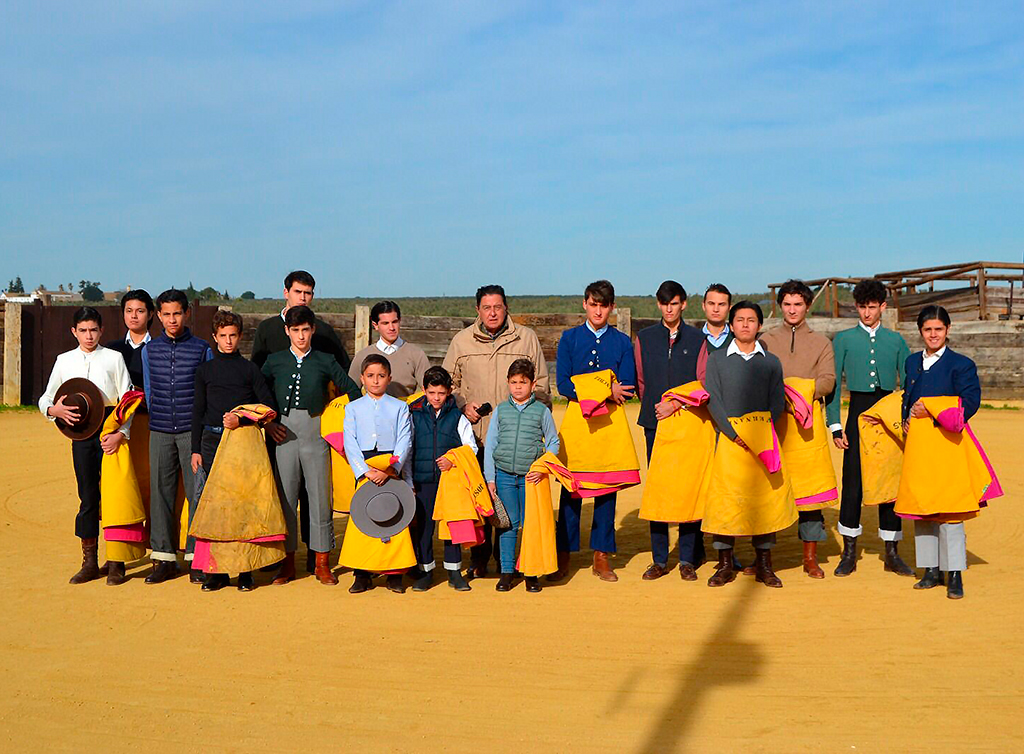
[783,384,814,429]
[569,469,641,498]
[756,427,783,473]
[192,535,287,573]
[104,524,145,543]
[323,431,346,456]
[796,488,838,507]
[664,389,710,408]
[579,399,610,418]
[447,520,486,546]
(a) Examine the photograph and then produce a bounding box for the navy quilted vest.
[145,329,210,434]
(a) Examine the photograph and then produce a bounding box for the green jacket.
[825,325,909,427]
[262,349,361,417]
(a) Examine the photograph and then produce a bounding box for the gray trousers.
[914,521,967,571]
[276,410,333,554]
[798,510,826,542]
[713,533,776,550]
[149,430,197,561]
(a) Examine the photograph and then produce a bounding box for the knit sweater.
[348,340,431,399]
[704,346,786,442]
[759,320,836,400]
[191,350,276,452]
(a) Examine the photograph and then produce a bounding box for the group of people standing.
[40,270,1001,600]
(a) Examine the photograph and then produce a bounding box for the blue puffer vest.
[145,329,211,434]
[410,395,464,484]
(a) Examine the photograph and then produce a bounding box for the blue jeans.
[494,469,527,574]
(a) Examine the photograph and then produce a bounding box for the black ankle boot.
[145,560,178,585]
[201,574,229,592]
[447,570,471,592]
[386,574,406,594]
[412,570,434,592]
[834,536,858,577]
[525,576,541,593]
[914,567,944,590]
[349,573,373,593]
[883,541,914,576]
[946,571,964,599]
[495,573,513,592]
[237,572,255,592]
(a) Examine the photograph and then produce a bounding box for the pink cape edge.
[103,524,146,543]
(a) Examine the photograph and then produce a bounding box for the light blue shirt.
[703,322,730,349]
[482,398,560,482]
[343,393,412,480]
[585,321,609,338]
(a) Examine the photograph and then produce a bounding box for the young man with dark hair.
[106,289,155,389]
[262,305,362,585]
[827,279,912,577]
[407,365,478,591]
[442,283,550,578]
[39,307,133,584]
[551,279,639,583]
[702,301,795,588]
[760,279,837,578]
[142,289,213,584]
[348,300,430,399]
[696,283,733,382]
[633,280,706,580]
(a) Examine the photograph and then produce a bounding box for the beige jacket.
[442,317,551,441]
[760,319,836,400]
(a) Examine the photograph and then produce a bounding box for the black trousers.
[469,446,498,567]
[412,481,463,568]
[72,431,103,539]
[644,427,706,566]
[200,428,223,471]
[839,389,902,534]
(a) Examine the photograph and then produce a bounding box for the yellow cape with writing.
[99,393,149,563]
[519,453,577,577]
[895,396,1003,523]
[639,381,714,524]
[338,454,417,572]
[188,405,287,574]
[434,445,492,541]
[557,370,640,496]
[702,411,796,537]
[858,390,905,506]
[322,391,425,514]
[779,377,838,511]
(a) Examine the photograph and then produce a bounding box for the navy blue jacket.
[409,395,463,485]
[556,324,636,401]
[902,347,981,423]
[634,321,703,429]
[142,329,213,434]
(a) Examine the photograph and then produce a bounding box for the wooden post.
[616,307,632,340]
[830,280,839,317]
[354,305,371,352]
[3,302,22,406]
[769,287,777,319]
[977,267,988,320]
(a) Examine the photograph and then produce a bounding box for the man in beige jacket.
[442,284,551,577]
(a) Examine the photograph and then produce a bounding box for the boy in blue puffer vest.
[408,366,477,592]
[484,359,560,593]
[142,289,212,584]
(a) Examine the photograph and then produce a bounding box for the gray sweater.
[704,347,786,441]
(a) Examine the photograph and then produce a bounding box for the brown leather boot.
[69,538,101,584]
[272,552,296,585]
[592,551,618,582]
[802,541,824,579]
[642,563,669,580]
[314,552,338,585]
[106,561,128,586]
[755,549,783,588]
[546,551,570,582]
[707,548,736,587]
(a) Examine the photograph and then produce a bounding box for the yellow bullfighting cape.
[895,396,1003,523]
[321,394,357,513]
[779,377,838,510]
[639,382,715,524]
[100,391,148,563]
[557,369,640,497]
[188,405,287,574]
[434,445,493,545]
[702,411,797,537]
[519,453,577,577]
[338,454,417,572]
[858,390,905,506]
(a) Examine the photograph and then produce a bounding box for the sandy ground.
[1,405,1022,753]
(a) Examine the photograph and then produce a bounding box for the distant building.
[0,287,83,305]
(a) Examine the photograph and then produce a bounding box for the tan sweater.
[759,320,836,400]
[348,340,431,399]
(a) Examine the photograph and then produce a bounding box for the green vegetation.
[0,404,37,413]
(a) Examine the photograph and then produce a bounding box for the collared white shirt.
[38,346,133,435]
[704,322,730,349]
[858,321,881,337]
[290,346,311,364]
[125,331,151,349]
[922,346,947,371]
[375,336,404,356]
[585,321,609,338]
[726,339,766,362]
[279,306,288,321]
[439,409,478,451]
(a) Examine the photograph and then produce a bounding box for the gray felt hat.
[349,477,416,541]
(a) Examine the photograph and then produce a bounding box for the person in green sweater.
[261,305,362,586]
[826,280,912,577]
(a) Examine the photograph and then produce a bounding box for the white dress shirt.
[922,346,947,372]
[375,336,404,356]
[126,331,152,349]
[726,339,766,362]
[858,321,881,337]
[38,346,133,436]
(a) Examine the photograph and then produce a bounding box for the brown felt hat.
[349,477,416,542]
[53,378,106,441]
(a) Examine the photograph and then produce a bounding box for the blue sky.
[2,1,1022,297]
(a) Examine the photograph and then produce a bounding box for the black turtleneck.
[191,350,276,453]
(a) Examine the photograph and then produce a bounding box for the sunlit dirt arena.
[1,404,1021,752]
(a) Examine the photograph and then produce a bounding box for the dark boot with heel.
[914,567,944,590]
[946,570,964,599]
[69,538,101,584]
[834,536,857,577]
[883,541,914,577]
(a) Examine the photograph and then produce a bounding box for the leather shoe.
[145,560,178,585]
[202,574,229,592]
[349,573,373,593]
[883,541,914,577]
[386,574,406,593]
[413,571,434,592]
[754,549,783,588]
[69,538,101,584]
[914,567,944,590]
[679,562,698,581]
[834,535,857,577]
[592,551,618,582]
[106,561,128,586]
[946,570,964,599]
[547,551,570,582]
[465,561,488,580]
[495,573,514,592]
[707,549,736,587]
[272,552,296,586]
[525,576,541,593]
[314,552,338,585]
[189,568,205,584]
[642,563,669,581]
[447,570,471,592]
[802,541,825,579]
[237,572,255,592]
